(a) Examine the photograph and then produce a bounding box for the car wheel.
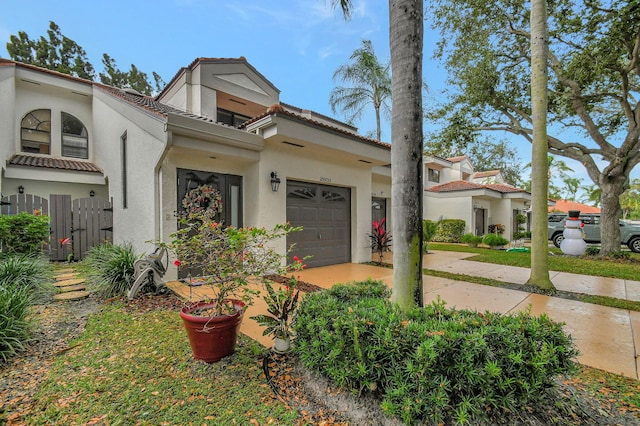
[628,237,640,253]
[552,233,564,248]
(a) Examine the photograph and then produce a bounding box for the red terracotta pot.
[179,299,245,363]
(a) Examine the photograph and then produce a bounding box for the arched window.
[61,112,88,159]
[21,109,51,154]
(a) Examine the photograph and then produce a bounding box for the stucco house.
[0,57,395,273]
[424,155,531,238]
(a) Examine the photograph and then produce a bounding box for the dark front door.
[372,197,387,225]
[176,168,242,278]
[475,208,485,236]
[286,181,351,268]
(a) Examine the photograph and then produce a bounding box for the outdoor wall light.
[18,185,24,194]
[270,171,281,192]
[89,190,95,197]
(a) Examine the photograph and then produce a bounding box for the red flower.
[293,255,300,262]
[174,260,182,267]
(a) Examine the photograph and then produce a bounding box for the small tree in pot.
[164,212,300,362]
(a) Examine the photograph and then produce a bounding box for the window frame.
[61,112,89,159]
[20,109,52,154]
[428,168,441,183]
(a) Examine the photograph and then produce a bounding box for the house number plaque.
[319,177,332,183]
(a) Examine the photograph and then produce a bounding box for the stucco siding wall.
[93,94,166,256]
[424,196,473,232]
[0,67,16,190]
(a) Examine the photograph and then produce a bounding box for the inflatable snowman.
[560,210,587,256]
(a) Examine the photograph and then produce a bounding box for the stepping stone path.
[52,269,90,301]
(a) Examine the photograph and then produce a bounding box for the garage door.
[286,181,351,268]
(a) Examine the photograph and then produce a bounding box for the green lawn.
[26,303,297,425]
[430,243,640,281]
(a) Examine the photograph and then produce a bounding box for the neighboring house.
[549,200,601,214]
[424,155,531,238]
[0,57,393,273]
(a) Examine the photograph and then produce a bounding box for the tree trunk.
[527,0,555,291]
[599,177,626,255]
[389,0,424,310]
[375,104,382,141]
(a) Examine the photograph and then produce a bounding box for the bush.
[0,253,55,304]
[294,281,577,425]
[422,220,439,253]
[0,253,53,362]
[0,282,34,362]
[461,233,483,246]
[584,246,600,256]
[483,233,509,247]
[0,212,50,255]
[81,243,138,298]
[488,223,505,235]
[432,219,466,243]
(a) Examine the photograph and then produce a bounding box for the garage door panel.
[287,181,351,268]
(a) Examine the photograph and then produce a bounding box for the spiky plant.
[82,243,138,298]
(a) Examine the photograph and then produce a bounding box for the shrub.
[488,223,506,235]
[432,219,466,243]
[0,253,55,303]
[294,281,577,425]
[422,220,439,253]
[483,233,509,247]
[584,246,600,256]
[0,282,34,362]
[81,243,138,298]
[0,253,53,362]
[461,233,483,246]
[0,212,50,255]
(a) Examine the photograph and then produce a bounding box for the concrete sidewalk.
[167,250,640,379]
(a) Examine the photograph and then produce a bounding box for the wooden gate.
[1,193,113,261]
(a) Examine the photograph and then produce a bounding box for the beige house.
[0,57,392,272]
[424,155,531,238]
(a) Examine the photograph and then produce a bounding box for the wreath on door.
[181,185,223,218]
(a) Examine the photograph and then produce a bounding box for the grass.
[430,243,640,281]
[26,302,297,425]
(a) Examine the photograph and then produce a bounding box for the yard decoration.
[164,212,301,362]
[560,210,587,256]
[181,185,223,219]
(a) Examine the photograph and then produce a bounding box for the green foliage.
[482,233,509,247]
[0,282,33,362]
[422,220,439,252]
[163,214,300,316]
[294,281,578,425]
[81,243,138,298]
[0,212,50,255]
[26,305,297,424]
[432,219,465,243]
[0,253,53,362]
[330,39,391,141]
[7,21,164,95]
[461,233,483,246]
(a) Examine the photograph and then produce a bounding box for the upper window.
[61,113,88,159]
[428,168,440,183]
[217,108,251,127]
[21,109,51,154]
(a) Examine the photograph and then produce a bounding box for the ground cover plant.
[0,254,54,362]
[294,280,579,425]
[80,242,138,298]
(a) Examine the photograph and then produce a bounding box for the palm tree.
[580,184,601,207]
[329,40,391,141]
[334,0,424,310]
[527,0,555,292]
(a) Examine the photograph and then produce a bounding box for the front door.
[176,168,242,278]
[475,208,485,236]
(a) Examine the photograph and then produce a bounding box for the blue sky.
[1,0,635,192]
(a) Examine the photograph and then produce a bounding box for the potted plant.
[368,218,392,265]
[165,210,300,363]
[461,233,483,248]
[483,233,509,249]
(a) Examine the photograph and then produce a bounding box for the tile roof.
[427,180,527,194]
[0,58,93,87]
[241,104,391,150]
[549,199,601,214]
[8,154,103,174]
[446,155,469,163]
[473,170,500,178]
